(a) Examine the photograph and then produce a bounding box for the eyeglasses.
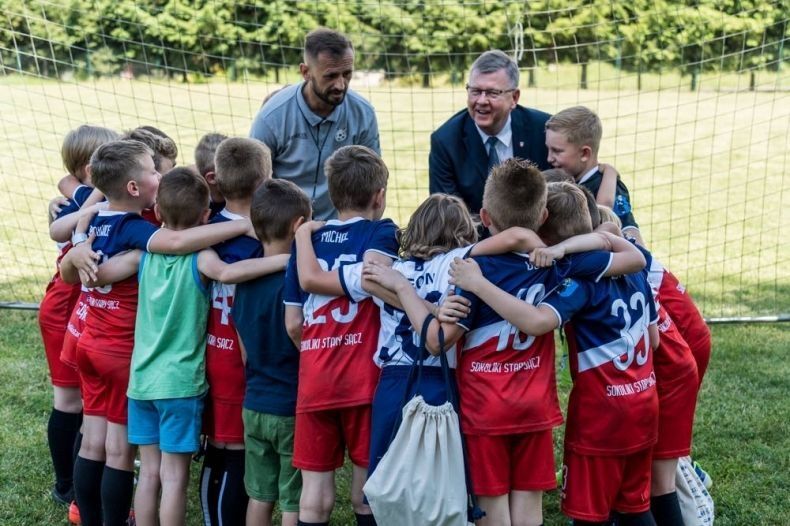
[466,85,516,100]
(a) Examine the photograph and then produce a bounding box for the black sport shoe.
[51,486,73,506]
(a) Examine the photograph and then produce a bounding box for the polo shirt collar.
[297,81,339,125]
[475,115,512,148]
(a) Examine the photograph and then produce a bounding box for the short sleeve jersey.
[340,247,470,370]
[284,217,399,412]
[577,168,639,231]
[456,250,613,435]
[54,184,97,261]
[233,270,299,417]
[78,210,160,358]
[541,272,659,455]
[205,210,263,403]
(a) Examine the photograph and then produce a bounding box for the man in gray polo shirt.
[250,28,380,220]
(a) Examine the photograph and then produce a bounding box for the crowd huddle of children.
[38,104,712,526]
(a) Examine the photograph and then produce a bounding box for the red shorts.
[61,294,88,370]
[465,430,556,495]
[76,347,130,425]
[560,448,652,522]
[659,271,711,384]
[293,405,371,471]
[38,277,81,387]
[654,373,698,458]
[202,397,244,444]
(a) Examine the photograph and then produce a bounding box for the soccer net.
[0,0,787,320]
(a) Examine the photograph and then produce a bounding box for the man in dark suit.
[429,50,552,214]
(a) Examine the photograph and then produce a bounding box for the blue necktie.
[486,136,500,174]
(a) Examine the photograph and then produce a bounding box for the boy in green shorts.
[233,179,312,526]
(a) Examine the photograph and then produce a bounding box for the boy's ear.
[539,207,549,226]
[153,203,163,223]
[127,179,140,198]
[372,188,386,211]
[200,208,211,225]
[580,145,592,162]
[291,215,307,235]
[479,208,493,228]
[204,170,217,185]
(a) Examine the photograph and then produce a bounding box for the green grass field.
[0,65,788,317]
[1,310,788,525]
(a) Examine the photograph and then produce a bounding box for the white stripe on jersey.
[463,320,508,350]
[577,307,649,373]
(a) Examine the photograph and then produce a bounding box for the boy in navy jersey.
[194,132,228,218]
[450,182,660,526]
[545,106,645,245]
[200,137,273,526]
[39,125,118,508]
[233,179,312,526]
[61,140,254,526]
[284,145,398,526]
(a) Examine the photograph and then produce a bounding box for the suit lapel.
[463,115,488,183]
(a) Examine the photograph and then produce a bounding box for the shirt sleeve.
[339,262,370,303]
[116,216,160,252]
[55,200,82,220]
[249,109,279,157]
[358,107,381,155]
[557,251,613,283]
[614,178,639,230]
[365,219,399,259]
[540,278,592,326]
[72,185,94,207]
[283,250,303,306]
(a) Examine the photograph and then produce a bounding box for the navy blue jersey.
[541,272,659,455]
[578,168,639,231]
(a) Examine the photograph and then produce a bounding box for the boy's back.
[543,271,659,455]
[284,216,398,411]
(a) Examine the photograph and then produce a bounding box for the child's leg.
[74,415,107,526]
[159,452,192,526]
[216,445,248,526]
[509,490,544,526]
[246,499,275,526]
[299,470,336,522]
[649,459,682,526]
[135,445,162,526]
[102,422,136,526]
[476,495,511,525]
[49,386,83,501]
[350,463,373,516]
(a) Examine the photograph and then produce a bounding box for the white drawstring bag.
[364,316,470,526]
[676,456,715,525]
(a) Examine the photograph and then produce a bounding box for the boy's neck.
[223,198,252,217]
[573,158,599,181]
[106,198,144,215]
[337,208,377,221]
[263,239,291,257]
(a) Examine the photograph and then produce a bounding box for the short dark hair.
[89,140,153,201]
[483,158,546,231]
[194,133,228,177]
[470,50,519,89]
[251,179,311,243]
[304,28,353,63]
[539,182,593,245]
[214,138,271,200]
[326,145,388,212]
[122,127,178,172]
[156,166,209,229]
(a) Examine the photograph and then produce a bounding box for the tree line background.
[1,0,786,90]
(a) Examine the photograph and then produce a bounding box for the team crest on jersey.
[558,278,578,297]
[335,128,347,142]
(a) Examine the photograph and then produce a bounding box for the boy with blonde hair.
[61,140,254,526]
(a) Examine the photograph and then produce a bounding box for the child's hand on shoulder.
[362,262,407,291]
[448,257,485,293]
[438,293,471,323]
[529,245,564,267]
[70,233,100,282]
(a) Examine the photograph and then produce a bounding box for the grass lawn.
[0,309,787,525]
[0,68,788,318]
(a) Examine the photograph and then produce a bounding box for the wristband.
[71,232,89,246]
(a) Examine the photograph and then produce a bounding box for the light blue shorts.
[128,395,205,453]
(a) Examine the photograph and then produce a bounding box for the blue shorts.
[128,395,205,453]
[368,364,455,478]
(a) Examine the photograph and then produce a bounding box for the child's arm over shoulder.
[59,234,99,284]
[197,248,288,285]
[90,249,142,287]
[449,257,559,336]
[363,262,464,354]
[295,220,344,296]
[596,163,618,207]
[57,174,81,201]
[147,219,252,255]
[49,201,105,243]
[530,231,645,277]
[470,227,546,256]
